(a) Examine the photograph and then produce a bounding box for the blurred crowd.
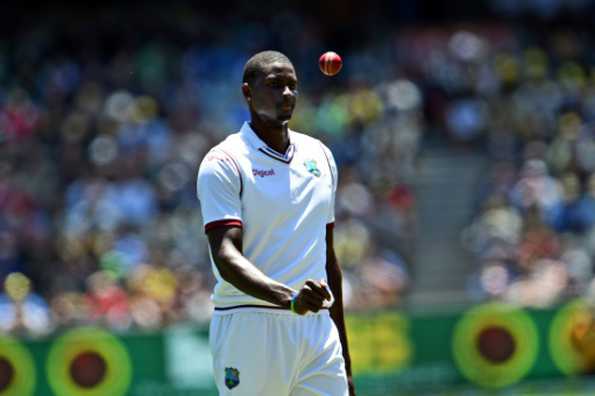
[0,7,417,336]
[7,4,595,336]
[443,28,595,307]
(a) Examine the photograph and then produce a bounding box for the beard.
[254,109,292,127]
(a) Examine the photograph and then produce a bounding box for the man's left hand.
[347,375,356,396]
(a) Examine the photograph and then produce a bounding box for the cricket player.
[196,50,354,395]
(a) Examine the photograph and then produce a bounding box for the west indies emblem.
[304,159,321,177]
[224,367,240,389]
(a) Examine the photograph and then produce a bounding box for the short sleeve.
[196,150,243,232]
[320,142,338,224]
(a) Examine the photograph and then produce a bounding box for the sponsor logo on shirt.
[252,168,275,177]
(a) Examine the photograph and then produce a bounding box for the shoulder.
[214,132,248,157]
[198,133,246,177]
[290,129,318,145]
[200,130,248,166]
[296,131,335,165]
[197,145,243,197]
[290,130,333,155]
[291,129,337,179]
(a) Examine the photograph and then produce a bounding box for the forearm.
[327,254,353,377]
[215,244,295,308]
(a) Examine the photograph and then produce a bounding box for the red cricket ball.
[319,51,343,76]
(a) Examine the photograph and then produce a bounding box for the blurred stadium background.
[4,0,595,394]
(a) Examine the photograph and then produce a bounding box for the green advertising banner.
[4,300,595,395]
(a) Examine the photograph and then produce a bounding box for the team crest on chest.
[304,159,321,177]
[224,367,240,389]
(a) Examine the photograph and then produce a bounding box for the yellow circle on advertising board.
[549,298,595,375]
[0,334,36,396]
[452,302,539,388]
[46,327,132,396]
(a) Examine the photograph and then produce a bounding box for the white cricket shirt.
[196,122,338,309]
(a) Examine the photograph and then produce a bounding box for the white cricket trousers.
[209,308,348,396]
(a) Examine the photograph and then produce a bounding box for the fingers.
[293,296,318,314]
[319,279,332,301]
[299,292,323,313]
[295,287,322,314]
[296,285,323,312]
[294,280,333,314]
[305,279,332,301]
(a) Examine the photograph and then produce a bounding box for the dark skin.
[241,61,297,153]
[325,224,355,395]
[206,60,355,395]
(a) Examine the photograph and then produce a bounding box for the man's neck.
[249,119,290,154]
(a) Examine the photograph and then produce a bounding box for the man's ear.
[241,82,251,104]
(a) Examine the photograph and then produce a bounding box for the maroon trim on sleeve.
[326,222,335,230]
[205,219,243,233]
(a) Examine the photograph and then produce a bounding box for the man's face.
[245,61,298,125]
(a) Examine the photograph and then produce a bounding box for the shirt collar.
[240,122,296,164]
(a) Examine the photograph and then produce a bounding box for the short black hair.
[242,50,293,86]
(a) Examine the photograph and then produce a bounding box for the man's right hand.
[293,279,332,315]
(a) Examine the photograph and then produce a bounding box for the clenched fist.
[292,279,332,315]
